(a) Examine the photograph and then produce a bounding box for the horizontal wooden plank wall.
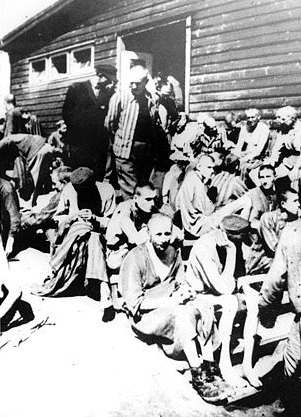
[190,0,301,121]
[10,0,201,135]
[8,0,301,134]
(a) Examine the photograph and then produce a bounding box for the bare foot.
[241,366,262,388]
[220,365,248,388]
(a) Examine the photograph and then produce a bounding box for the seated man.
[220,164,278,229]
[186,215,262,388]
[106,181,157,308]
[34,167,116,321]
[0,133,56,205]
[210,150,247,209]
[176,154,217,242]
[232,108,270,186]
[162,150,190,213]
[246,187,300,275]
[189,115,225,157]
[268,106,301,190]
[120,213,231,404]
[47,119,67,156]
[13,166,72,255]
[222,112,242,150]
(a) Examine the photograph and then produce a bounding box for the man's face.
[196,156,215,184]
[134,187,157,213]
[149,217,172,253]
[130,77,147,97]
[281,192,300,216]
[204,124,218,138]
[258,168,275,190]
[96,74,115,93]
[51,172,63,191]
[90,74,102,92]
[58,123,67,134]
[246,110,260,128]
[176,114,187,132]
[154,76,163,91]
[276,111,295,134]
[211,152,224,170]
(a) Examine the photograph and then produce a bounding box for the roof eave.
[1,0,76,51]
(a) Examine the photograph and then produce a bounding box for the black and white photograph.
[1,0,301,416]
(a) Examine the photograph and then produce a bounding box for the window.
[29,43,94,84]
[71,47,92,74]
[30,59,47,83]
[50,54,67,77]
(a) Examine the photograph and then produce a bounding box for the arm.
[258,233,288,309]
[215,194,252,220]
[260,212,280,253]
[186,233,236,295]
[104,92,121,134]
[95,183,116,229]
[232,128,246,157]
[268,133,284,166]
[176,174,215,237]
[121,218,149,246]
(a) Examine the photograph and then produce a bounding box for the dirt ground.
[0,248,279,417]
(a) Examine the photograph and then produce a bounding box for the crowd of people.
[1,62,301,414]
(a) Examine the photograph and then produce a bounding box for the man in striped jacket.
[105,65,161,200]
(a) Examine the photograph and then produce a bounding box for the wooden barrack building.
[1,0,301,135]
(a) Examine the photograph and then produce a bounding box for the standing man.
[3,94,26,136]
[62,65,117,181]
[105,65,160,199]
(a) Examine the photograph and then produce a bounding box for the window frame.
[49,52,69,79]
[29,42,95,85]
[70,45,95,75]
[29,57,48,84]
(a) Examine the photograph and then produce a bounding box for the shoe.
[191,367,229,404]
[102,305,116,322]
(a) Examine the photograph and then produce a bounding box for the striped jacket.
[105,88,159,160]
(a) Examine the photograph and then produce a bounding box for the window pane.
[51,54,67,77]
[72,48,92,73]
[31,60,46,82]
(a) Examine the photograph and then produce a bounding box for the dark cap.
[70,167,95,187]
[221,215,250,234]
[95,64,117,82]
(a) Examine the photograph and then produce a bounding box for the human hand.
[215,227,235,251]
[171,285,196,305]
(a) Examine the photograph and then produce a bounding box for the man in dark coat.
[62,65,117,181]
